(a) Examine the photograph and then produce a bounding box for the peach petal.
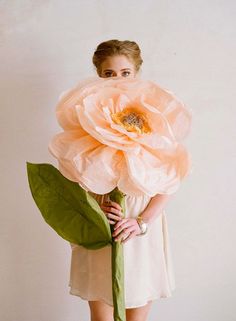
[124,150,178,196]
[49,76,192,196]
[114,93,131,112]
[77,104,141,153]
[74,146,122,194]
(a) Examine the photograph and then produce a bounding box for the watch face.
[141,222,147,233]
[137,217,148,234]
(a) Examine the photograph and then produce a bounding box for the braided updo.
[92,39,143,76]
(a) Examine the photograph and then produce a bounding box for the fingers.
[122,231,136,243]
[113,219,129,237]
[100,204,123,217]
[101,200,122,212]
[107,213,122,223]
[106,200,122,211]
[100,200,123,225]
[100,201,139,245]
[112,218,140,243]
[114,218,132,231]
[114,226,135,242]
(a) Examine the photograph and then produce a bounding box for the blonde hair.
[92,39,143,76]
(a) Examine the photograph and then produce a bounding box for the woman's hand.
[100,199,142,243]
[100,199,123,225]
[112,218,141,243]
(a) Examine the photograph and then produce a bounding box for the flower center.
[111,107,151,134]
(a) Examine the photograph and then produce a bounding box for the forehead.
[101,55,135,71]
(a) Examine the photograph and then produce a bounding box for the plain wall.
[0,1,235,320]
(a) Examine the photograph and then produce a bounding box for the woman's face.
[99,55,137,79]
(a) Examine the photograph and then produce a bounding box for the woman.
[69,39,176,321]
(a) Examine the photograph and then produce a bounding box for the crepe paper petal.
[26,162,112,249]
[48,76,192,197]
[109,187,127,321]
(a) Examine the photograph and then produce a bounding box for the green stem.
[109,187,126,321]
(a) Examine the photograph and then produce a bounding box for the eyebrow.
[103,68,131,71]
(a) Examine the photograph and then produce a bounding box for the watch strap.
[136,215,148,235]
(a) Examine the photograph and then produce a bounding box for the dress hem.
[68,286,176,309]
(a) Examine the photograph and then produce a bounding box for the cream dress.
[68,191,176,308]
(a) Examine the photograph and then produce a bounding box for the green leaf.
[26,162,127,320]
[26,162,112,249]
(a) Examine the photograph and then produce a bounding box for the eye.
[122,71,131,77]
[104,71,113,77]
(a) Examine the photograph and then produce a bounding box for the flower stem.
[108,187,126,321]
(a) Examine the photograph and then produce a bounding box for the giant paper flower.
[48,76,192,197]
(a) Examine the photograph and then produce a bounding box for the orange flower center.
[111,107,152,134]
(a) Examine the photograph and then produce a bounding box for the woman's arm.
[102,193,175,243]
[139,193,175,224]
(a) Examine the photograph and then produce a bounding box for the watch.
[136,215,148,235]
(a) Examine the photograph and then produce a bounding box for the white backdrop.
[0,1,235,321]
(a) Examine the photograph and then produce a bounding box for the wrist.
[138,212,151,224]
[136,214,148,236]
